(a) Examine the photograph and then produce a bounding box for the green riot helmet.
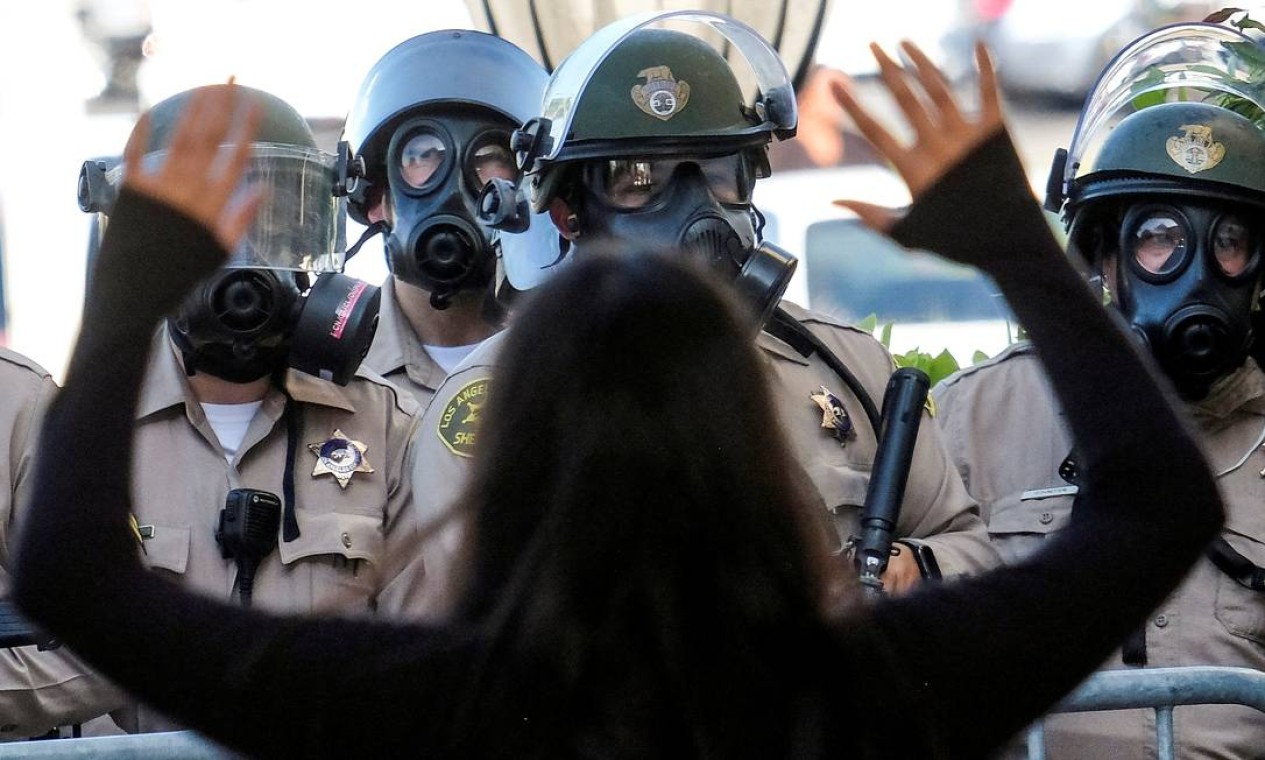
[1045,23,1265,399]
[78,84,380,385]
[506,10,798,326]
[1048,22,1265,225]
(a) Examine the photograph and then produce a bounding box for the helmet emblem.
[1165,124,1225,174]
[631,66,691,121]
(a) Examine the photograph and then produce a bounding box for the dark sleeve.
[869,131,1224,757]
[12,189,470,758]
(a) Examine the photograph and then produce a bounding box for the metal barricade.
[1026,666,1265,760]
[0,731,235,758]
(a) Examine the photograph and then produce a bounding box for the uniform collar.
[755,301,813,366]
[1187,358,1265,424]
[361,277,447,391]
[136,326,358,421]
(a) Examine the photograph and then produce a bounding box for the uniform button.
[1039,512,1054,525]
[1155,614,1169,628]
[341,532,352,549]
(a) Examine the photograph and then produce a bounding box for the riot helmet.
[79,84,380,385]
[1047,23,1265,399]
[500,11,799,324]
[339,30,549,309]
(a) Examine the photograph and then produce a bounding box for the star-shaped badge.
[810,385,854,446]
[309,429,374,488]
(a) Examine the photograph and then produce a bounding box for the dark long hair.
[448,249,848,756]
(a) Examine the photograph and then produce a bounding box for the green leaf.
[927,350,961,386]
[1237,16,1265,32]
[858,313,878,334]
[972,350,989,366]
[1225,41,1265,70]
[1205,7,1245,23]
[879,321,893,348]
[1130,89,1168,110]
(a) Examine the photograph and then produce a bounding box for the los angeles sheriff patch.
[436,378,488,458]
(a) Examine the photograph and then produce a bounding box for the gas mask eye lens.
[698,154,749,204]
[469,141,518,189]
[593,154,751,210]
[1212,214,1254,277]
[601,159,662,209]
[398,132,447,189]
[1130,214,1186,276]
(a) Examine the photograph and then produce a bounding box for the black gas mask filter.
[1088,200,1262,399]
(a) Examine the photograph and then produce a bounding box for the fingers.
[831,75,904,163]
[975,41,1002,128]
[217,185,266,253]
[899,40,965,132]
[871,43,938,139]
[213,99,263,205]
[832,199,900,234]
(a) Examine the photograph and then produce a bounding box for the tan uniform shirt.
[409,302,998,616]
[935,343,1265,759]
[0,348,128,738]
[109,330,425,733]
[361,277,449,411]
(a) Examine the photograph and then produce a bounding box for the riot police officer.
[409,11,998,616]
[0,347,128,739]
[341,30,548,406]
[46,83,427,734]
[934,22,1265,758]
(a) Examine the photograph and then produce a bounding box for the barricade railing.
[1026,666,1265,760]
[0,665,1260,757]
[0,731,233,758]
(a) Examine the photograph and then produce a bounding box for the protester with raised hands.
[13,43,1221,760]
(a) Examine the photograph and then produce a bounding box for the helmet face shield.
[106,144,341,272]
[1061,22,1265,204]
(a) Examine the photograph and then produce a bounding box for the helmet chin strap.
[346,220,389,260]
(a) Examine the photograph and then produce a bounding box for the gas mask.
[1098,201,1262,399]
[377,113,519,309]
[566,151,796,325]
[82,143,381,386]
[169,268,379,385]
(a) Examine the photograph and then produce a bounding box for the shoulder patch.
[435,377,488,458]
[936,341,1034,389]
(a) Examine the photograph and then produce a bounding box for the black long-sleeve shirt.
[13,132,1222,758]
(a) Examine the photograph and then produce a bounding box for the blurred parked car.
[988,0,1219,100]
[754,165,1015,363]
[812,0,978,82]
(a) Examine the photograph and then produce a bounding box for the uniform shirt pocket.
[277,511,385,612]
[820,469,871,552]
[1214,529,1265,647]
[139,524,191,576]
[986,492,1075,565]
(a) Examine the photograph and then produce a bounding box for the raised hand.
[832,41,1003,230]
[121,80,264,253]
